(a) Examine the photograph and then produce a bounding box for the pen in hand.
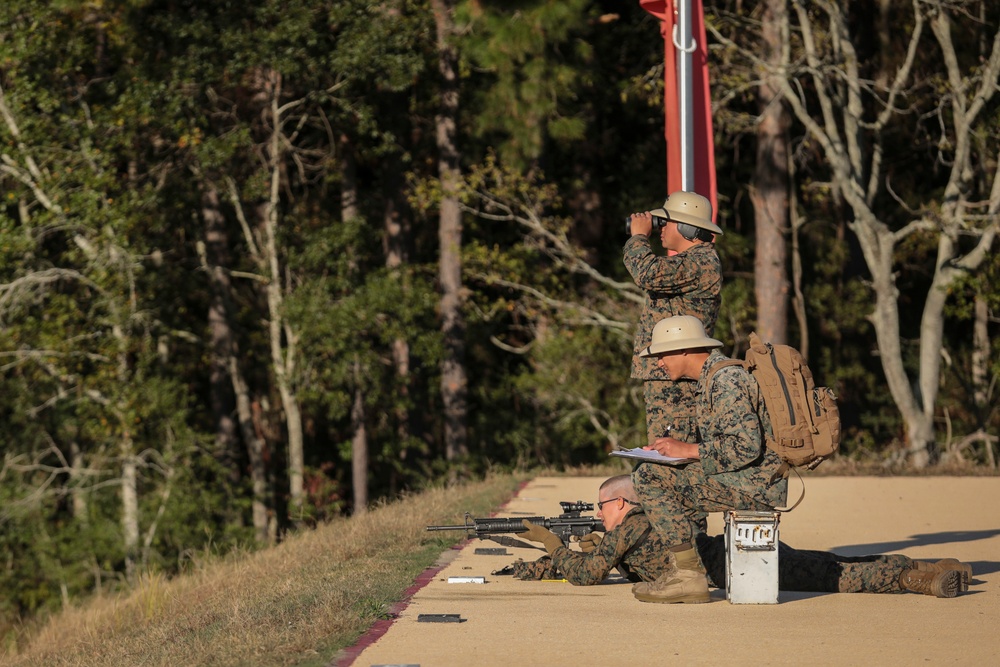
[643,425,673,452]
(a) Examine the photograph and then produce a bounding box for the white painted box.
[725,510,780,604]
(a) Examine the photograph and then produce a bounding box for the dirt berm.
[336,475,999,666]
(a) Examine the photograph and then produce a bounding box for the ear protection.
[676,222,715,242]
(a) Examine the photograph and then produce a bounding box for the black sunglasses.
[597,497,639,510]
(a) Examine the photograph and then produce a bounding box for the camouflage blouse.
[511,508,667,585]
[695,349,788,506]
[623,237,721,381]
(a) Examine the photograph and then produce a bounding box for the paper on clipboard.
[610,447,695,465]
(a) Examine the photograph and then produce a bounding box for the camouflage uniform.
[623,236,721,444]
[632,349,788,547]
[512,508,910,594]
[512,507,664,585]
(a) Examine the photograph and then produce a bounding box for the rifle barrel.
[427,516,605,533]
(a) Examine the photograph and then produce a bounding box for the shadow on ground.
[832,529,1000,556]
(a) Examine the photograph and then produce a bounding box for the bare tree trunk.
[875,0,894,90]
[751,0,791,345]
[340,133,359,224]
[233,359,272,543]
[788,164,809,361]
[120,435,138,582]
[973,295,988,408]
[262,71,306,521]
[70,440,87,522]
[113,301,139,579]
[971,294,994,466]
[340,137,369,514]
[220,64,308,533]
[351,357,368,515]
[382,160,407,268]
[432,0,468,464]
[141,434,176,569]
[383,158,412,480]
[198,181,271,543]
[201,183,241,487]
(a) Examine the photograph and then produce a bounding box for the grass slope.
[1,473,529,667]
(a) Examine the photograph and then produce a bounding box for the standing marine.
[624,191,722,446]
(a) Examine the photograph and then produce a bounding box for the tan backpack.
[707,332,841,470]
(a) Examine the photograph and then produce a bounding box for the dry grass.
[0,472,528,667]
[803,456,1000,477]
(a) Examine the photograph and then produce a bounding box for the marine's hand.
[630,212,653,237]
[573,531,603,553]
[646,437,699,459]
[520,519,564,554]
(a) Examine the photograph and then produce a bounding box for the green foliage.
[285,212,445,496]
[0,0,247,625]
[456,0,595,167]
[452,156,643,467]
[0,482,121,619]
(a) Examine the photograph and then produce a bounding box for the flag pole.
[676,0,694,191]
[640,0,718,223]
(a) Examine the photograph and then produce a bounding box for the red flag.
[639,0,718,223]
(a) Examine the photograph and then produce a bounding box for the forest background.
[0,0,997,636]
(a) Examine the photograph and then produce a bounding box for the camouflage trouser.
[695,533,910,593]
[644,379,699,445]
[779,550,910,593]
[511,557,560,580]
[512,539,909,593]
[632,460,772,550]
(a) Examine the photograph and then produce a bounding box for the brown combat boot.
[912,559,972,591]
[632,548,710,604]
[899,568,961,598]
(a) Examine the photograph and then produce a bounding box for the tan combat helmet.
[639,315,723,357]
[651,191,723,235]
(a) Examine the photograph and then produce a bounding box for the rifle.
[426,500,605,550]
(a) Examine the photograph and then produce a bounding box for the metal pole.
[676,0,695,191]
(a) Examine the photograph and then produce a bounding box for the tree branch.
[469,272,633,335]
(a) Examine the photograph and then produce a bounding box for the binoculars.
[625,214,669,235]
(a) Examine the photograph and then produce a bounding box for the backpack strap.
[775,466,806,512]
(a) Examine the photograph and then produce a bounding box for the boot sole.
[633,591,711,604]
[911,570,962,598]
[937,559,973,590]
[917,559,973,591]
[902,569,962,597]
[934,570,961,599]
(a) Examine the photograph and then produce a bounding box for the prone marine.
[512,475,971,599]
